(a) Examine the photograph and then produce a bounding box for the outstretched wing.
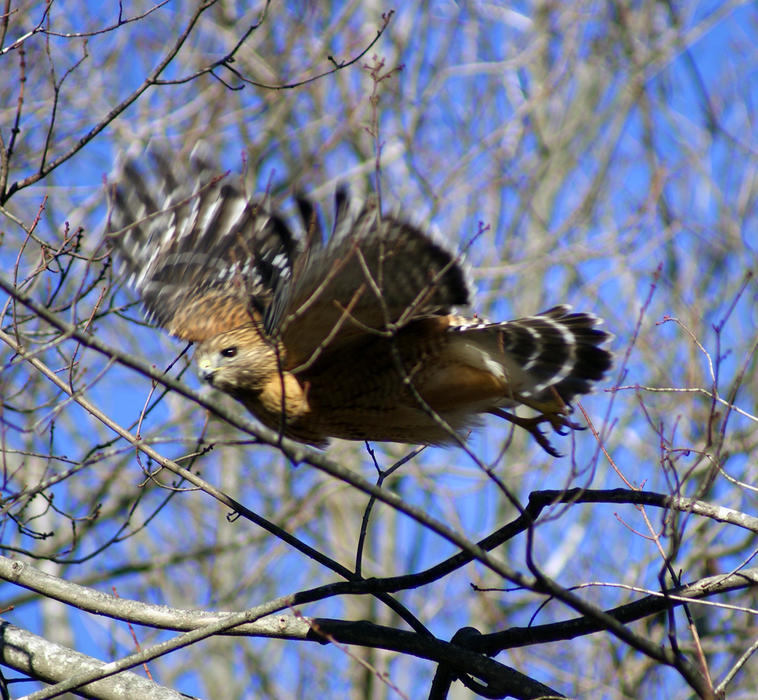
[106,146,299,342]
[265,195,471,370]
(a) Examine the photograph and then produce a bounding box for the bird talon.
[546,413,586,435]
[530,424,563,458]
[487,408,589,457]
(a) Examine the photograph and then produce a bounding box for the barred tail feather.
[451,305,612,408]
[506,305,612,403]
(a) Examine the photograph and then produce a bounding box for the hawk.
[106,147,612,454]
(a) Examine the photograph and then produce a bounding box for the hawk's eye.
[220,346,237,358]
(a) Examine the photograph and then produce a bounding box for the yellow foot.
[487,408,585,457]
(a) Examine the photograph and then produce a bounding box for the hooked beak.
[196,352,216,385]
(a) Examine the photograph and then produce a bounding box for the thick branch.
[0,621,184,700]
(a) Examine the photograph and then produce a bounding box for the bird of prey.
[106,148,612,454]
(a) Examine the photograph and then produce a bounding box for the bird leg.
[487,407,585,457]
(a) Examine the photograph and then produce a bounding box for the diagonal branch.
[2,0,217,204]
